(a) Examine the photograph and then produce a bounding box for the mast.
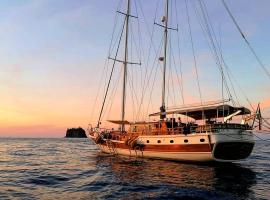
[160,0,169,120]
[121,0,130,132]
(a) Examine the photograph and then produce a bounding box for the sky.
[0,0,269,137]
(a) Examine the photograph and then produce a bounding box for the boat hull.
[88,129,254,162]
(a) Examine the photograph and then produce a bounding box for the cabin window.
[200,138,205,142]
[184,139,188,143]
[157,140,161,143]
[146,140,150,143]
[170,140,174,143]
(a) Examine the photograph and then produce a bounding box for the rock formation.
[65,127,87,138]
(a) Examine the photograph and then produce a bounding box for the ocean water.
[0,138,269,200]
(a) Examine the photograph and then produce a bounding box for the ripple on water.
[0,138,269,200]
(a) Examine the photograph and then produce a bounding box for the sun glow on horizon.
[0,0,270,137]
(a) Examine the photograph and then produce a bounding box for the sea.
[0,137,269,200]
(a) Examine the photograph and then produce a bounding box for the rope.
[175,0,185,105]
[253,133,270,142]
[89,1,122,124]
[198,0,238,105]
[221,0,270,80]
[168,32,177,106]
[194,0,235,105]
[217,132,270,143]
[185,0,203,105]
[104,67,122,121]
[97,17,126,127]
[136,0,161,120]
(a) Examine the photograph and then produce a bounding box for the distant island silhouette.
[65,127,87,138]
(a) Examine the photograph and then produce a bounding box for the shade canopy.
[149,104,251,120]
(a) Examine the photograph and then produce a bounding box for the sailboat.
[88,0,262,162]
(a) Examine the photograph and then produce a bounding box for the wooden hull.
[88,130,254,162]
[97,144,212,162]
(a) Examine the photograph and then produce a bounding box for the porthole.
[157,140,161,143]
[170,140,174,143]
[146,140,149,143]
[200,138,205,142]
[184,139,188,143]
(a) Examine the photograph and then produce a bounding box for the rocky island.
[65,127,87,138]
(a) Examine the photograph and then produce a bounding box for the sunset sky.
[0,0,270,137]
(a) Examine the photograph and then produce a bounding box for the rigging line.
[194,1,235,105]
[195,1,229,98]
[133,0,143,64]
[102,2,128,96]
[127,69,136,121]
[169,1,177,107]
[97,16,127,127]
[89,1,123,124]
[128,67,141,121]
[222,60,255,112]
[144,40,164,118]
[260,123,270,131]
[199,2,230,105]
[201,6,253,109]
[137,37,164,119]
[127,54,140,119]
[175,0,185,105]
[146,62,160,118]
[144,39,165,117]
[168,32,177,106]
[136,0,161,118]
[221,0,270,80]
[200,0,240,106]
[129,18,143,105]
[219,54,240,106]
[253,133,270,142]
[185,0,203,105]
[129,26,135,96]
[134,0,144,97]
[129,18,141,65]
[217,132,270,142]
[262,117,270,128]
[105,67,123,121]
[170,32,184,106]
[258,120,270,130]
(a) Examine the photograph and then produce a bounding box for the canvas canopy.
[149,104,251,120]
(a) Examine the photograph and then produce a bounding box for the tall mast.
[121,0,130,132]
[160,0,169,120]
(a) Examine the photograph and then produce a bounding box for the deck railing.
[94,123,251,137]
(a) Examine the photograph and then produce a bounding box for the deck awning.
[149,104,251,120]
[107,120,130,125]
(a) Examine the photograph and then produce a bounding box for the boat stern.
[211,130,254,162]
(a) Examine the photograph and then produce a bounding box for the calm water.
[0,138,269,200]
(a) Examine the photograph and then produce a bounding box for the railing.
[93,123,251,137]
[137,123,251,135]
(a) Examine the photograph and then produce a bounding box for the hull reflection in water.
[95,153,256,199]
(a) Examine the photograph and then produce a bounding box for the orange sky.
[0,0,270,137]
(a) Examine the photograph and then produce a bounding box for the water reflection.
[95,154,256,199]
